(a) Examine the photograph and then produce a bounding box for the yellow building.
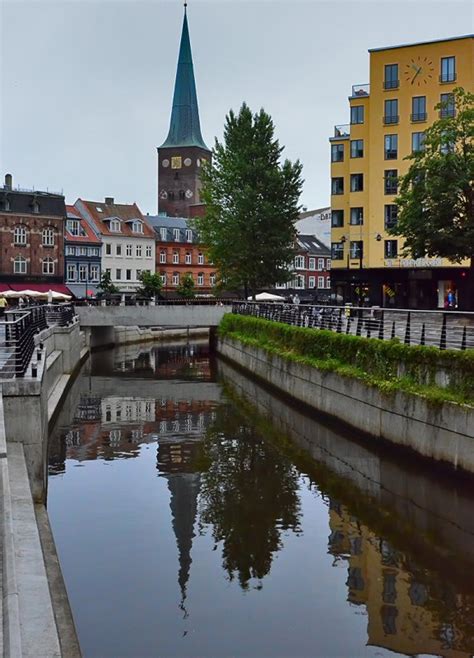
[329,34,474,309]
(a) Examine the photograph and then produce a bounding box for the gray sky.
[1,0,472,213]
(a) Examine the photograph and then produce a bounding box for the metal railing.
[75,298,236,307]
[333,125,350,139]
[0,303,76,378]
[351,83,370,96]
[232,302,474,351]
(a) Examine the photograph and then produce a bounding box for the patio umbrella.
[49,291,72,301]
[247,292,286,302]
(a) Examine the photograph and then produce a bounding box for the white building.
[295,207,331,248]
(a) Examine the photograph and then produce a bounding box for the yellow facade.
[330,35,474,308]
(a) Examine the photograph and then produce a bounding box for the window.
[105,243,112,255]
[412,131,426,153]
[197,272,204,286]
[126,244,132,256]
[79,246,87,256]
[440,56,455,83]
[384,134,398,160]
[350,207,364,225]
[331,144,344,162]
[317,258,325,271]
[42,227,55,246]
[66,219,86,236]
[411,96,427,122]
[384,240,398,258]
[309,257,316,270]
[116,269,121,280]
[331,209,344,227]
[136,245,142,257]
[106,268,111,276]
[173,228,180,242]
[350,106,364,124]
[160,228,167,241]
[350,174,364,192]
[90,265,100,281]
[326,258,331,269]
[294,255,305,269]
[172,251,179,264]
[326,277,331,289]
[307,276,314,288]
[131,220,143,233]
[136,269,141,279]
[172,272,179,286]
[318,276,325,288]
[331,242,344,260]
[384,99,398,124]
[66,246,75,256]
[13,255,27,274]
[185,252,191,264]
[110,219,121,232]
[210,273,216,286]
[116,244,122,256]
[126,269,132,281]
[384,63,399,89]
[42,257,55,275]
[350,139,364,158]
[350,241,363,260]
[145,244,152,258]
[186,229,192,242]
[295,275,305,289]
[79,264,87,281]
[384,170,398,194]
[198,252,204,265]
[32,201,40,214]
[384,204,398,229]
[160,250,166,264]
[331,177,344,195]
[88,247,98,256]
[440,93,455,118]
[13,225,27,245]
[3,198,10,211]
[160,273,166,285]
[67,264,76,281]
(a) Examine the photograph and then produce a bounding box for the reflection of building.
[330,35,473,308]
[328,499,473,657]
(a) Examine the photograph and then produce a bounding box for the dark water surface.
[48,341,474,658]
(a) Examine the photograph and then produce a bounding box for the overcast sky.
[1,0,472,214]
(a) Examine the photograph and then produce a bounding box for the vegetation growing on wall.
[218,314,474,405]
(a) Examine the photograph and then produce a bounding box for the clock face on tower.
[159,190,168,200]
[404,56,434,86]
[185,189,193,199]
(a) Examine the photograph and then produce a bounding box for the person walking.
[0,296,7,318]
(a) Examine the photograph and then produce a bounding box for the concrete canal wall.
[217,336,474,474]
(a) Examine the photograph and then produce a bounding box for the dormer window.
[32,201,40,214]
[66,219,86,237]
[186,229,192,243]
[160,228,167,241]
[110,219,121,232]
[173,229,180,242]
[3,198,10,211]
[131,220,143,234]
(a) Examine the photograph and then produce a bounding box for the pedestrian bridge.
[77,303,233,328]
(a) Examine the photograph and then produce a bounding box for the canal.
[48,340,474,657]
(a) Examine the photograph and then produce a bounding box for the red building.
[0,173,69,294]
[275,234,332,302]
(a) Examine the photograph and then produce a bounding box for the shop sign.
[384,258,443,268]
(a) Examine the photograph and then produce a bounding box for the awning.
[67,284,99,298]
[0,284,11,293]
[8,283,72,295]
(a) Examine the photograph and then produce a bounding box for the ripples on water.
[47,341,474,658]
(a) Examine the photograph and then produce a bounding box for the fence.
[0,304,76,378]
[232,302,474,351]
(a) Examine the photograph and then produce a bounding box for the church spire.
[160,7,208,150]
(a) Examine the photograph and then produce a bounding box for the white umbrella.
[49,291,72,301]
[247,292,286,302]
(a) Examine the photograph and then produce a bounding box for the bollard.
[461,325,467,351]
[391,320,396,340]
[420,323,426,346]
[378,311,384,340]
[404,312,411,345]
[356,314,362,337]
[439,314,447,350]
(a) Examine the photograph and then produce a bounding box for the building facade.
[329,35,473,309]
[75,197,156,293]
[295,207,332,248]
[0,173,69,294]
[275,235,331,302]
[157,7,210,217]
[147,215,216,295]
[64,205,102,299]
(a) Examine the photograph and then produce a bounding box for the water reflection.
[47,342,474,657]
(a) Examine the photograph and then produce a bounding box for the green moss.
[218,314,474,407]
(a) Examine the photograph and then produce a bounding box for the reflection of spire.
[166,472,201,616]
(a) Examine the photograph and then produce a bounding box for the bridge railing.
[232,302,474,351]
[75,298,237,307]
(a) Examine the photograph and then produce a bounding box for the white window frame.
[79,264,87,282]
[197,272,204,286]
[318,276,324,288]
[198,252,204,265]
[136,245,142,257]
[42,257,55,275]
[13,226,27,246]
[326,277,331,289]
[160,228,167,241]
[186,229,192,243]
[116,268,122,280]
[173,229,180,242]
[67,264,76,281]
[126,244,132,257]
[160,251,166,264]
[294,255,305,269]
[210,273,216,286]
[105,243,112,256]
[172,251,179,264]
[13,256,27,274]
[318,258,325,271]
[160,273,166,285]
[132,220,143,234]
[90,264,100,282]
[145,244,152,258]
[308,257,316,271]
[172,272,179,286]
[295,274,305,289]
[326,258,331,270]
[185,252,191,265]
[309,276,316,288]
[66,246,75,256]
[110,219,121,232]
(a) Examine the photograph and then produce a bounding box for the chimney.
[4,173,12,190]
[105,197,114,205]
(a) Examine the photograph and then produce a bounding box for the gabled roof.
[297,234,331,255]
[75,199,155,238]
[160,9,209,151]
[65,204,101,243]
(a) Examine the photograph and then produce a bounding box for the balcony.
[333,124,350,139]
[351,84,370,98]
[411,112,427,122]
[439,73,456,83]
[383,115,399,125]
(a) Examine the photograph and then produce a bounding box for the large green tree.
[195,103,303,298]
[392,88,474,308]
[137,271,162,298]
[177,273,196,299]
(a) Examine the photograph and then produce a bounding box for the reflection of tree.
[198,404,302,590]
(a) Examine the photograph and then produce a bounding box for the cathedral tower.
[157,6,210,216]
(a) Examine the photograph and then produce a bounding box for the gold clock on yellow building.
[404,57,434,86]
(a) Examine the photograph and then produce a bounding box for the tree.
[177,273,195,299]
[97,270,119,295]
[392,88,474,308]
[137,271,162,298]
[195,103,303,298]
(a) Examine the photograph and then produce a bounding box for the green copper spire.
[160,7,209,150]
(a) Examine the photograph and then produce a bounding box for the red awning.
[8,283,72,295]
[0,284,11,293]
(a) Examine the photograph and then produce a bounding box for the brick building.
[0,173,69,294]
[65,205,102,299]
[146,215,216,295]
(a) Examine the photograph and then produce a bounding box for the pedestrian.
[0,296,7,318]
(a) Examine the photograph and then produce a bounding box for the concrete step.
[47,375,70,425]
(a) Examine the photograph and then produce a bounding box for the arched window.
[160,272,167,286]
[13,255,27,274]
[197,272,204,286]
[172,272,179,286]
[42,257,55,275]
[13,225,27,246]
[197,252,204,265]
[131,220,143,234]
[109,219,121,232]
[42,227,55,247]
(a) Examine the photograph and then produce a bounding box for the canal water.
[48,341,474,658]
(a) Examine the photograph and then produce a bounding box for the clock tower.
[158,6,210,217]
